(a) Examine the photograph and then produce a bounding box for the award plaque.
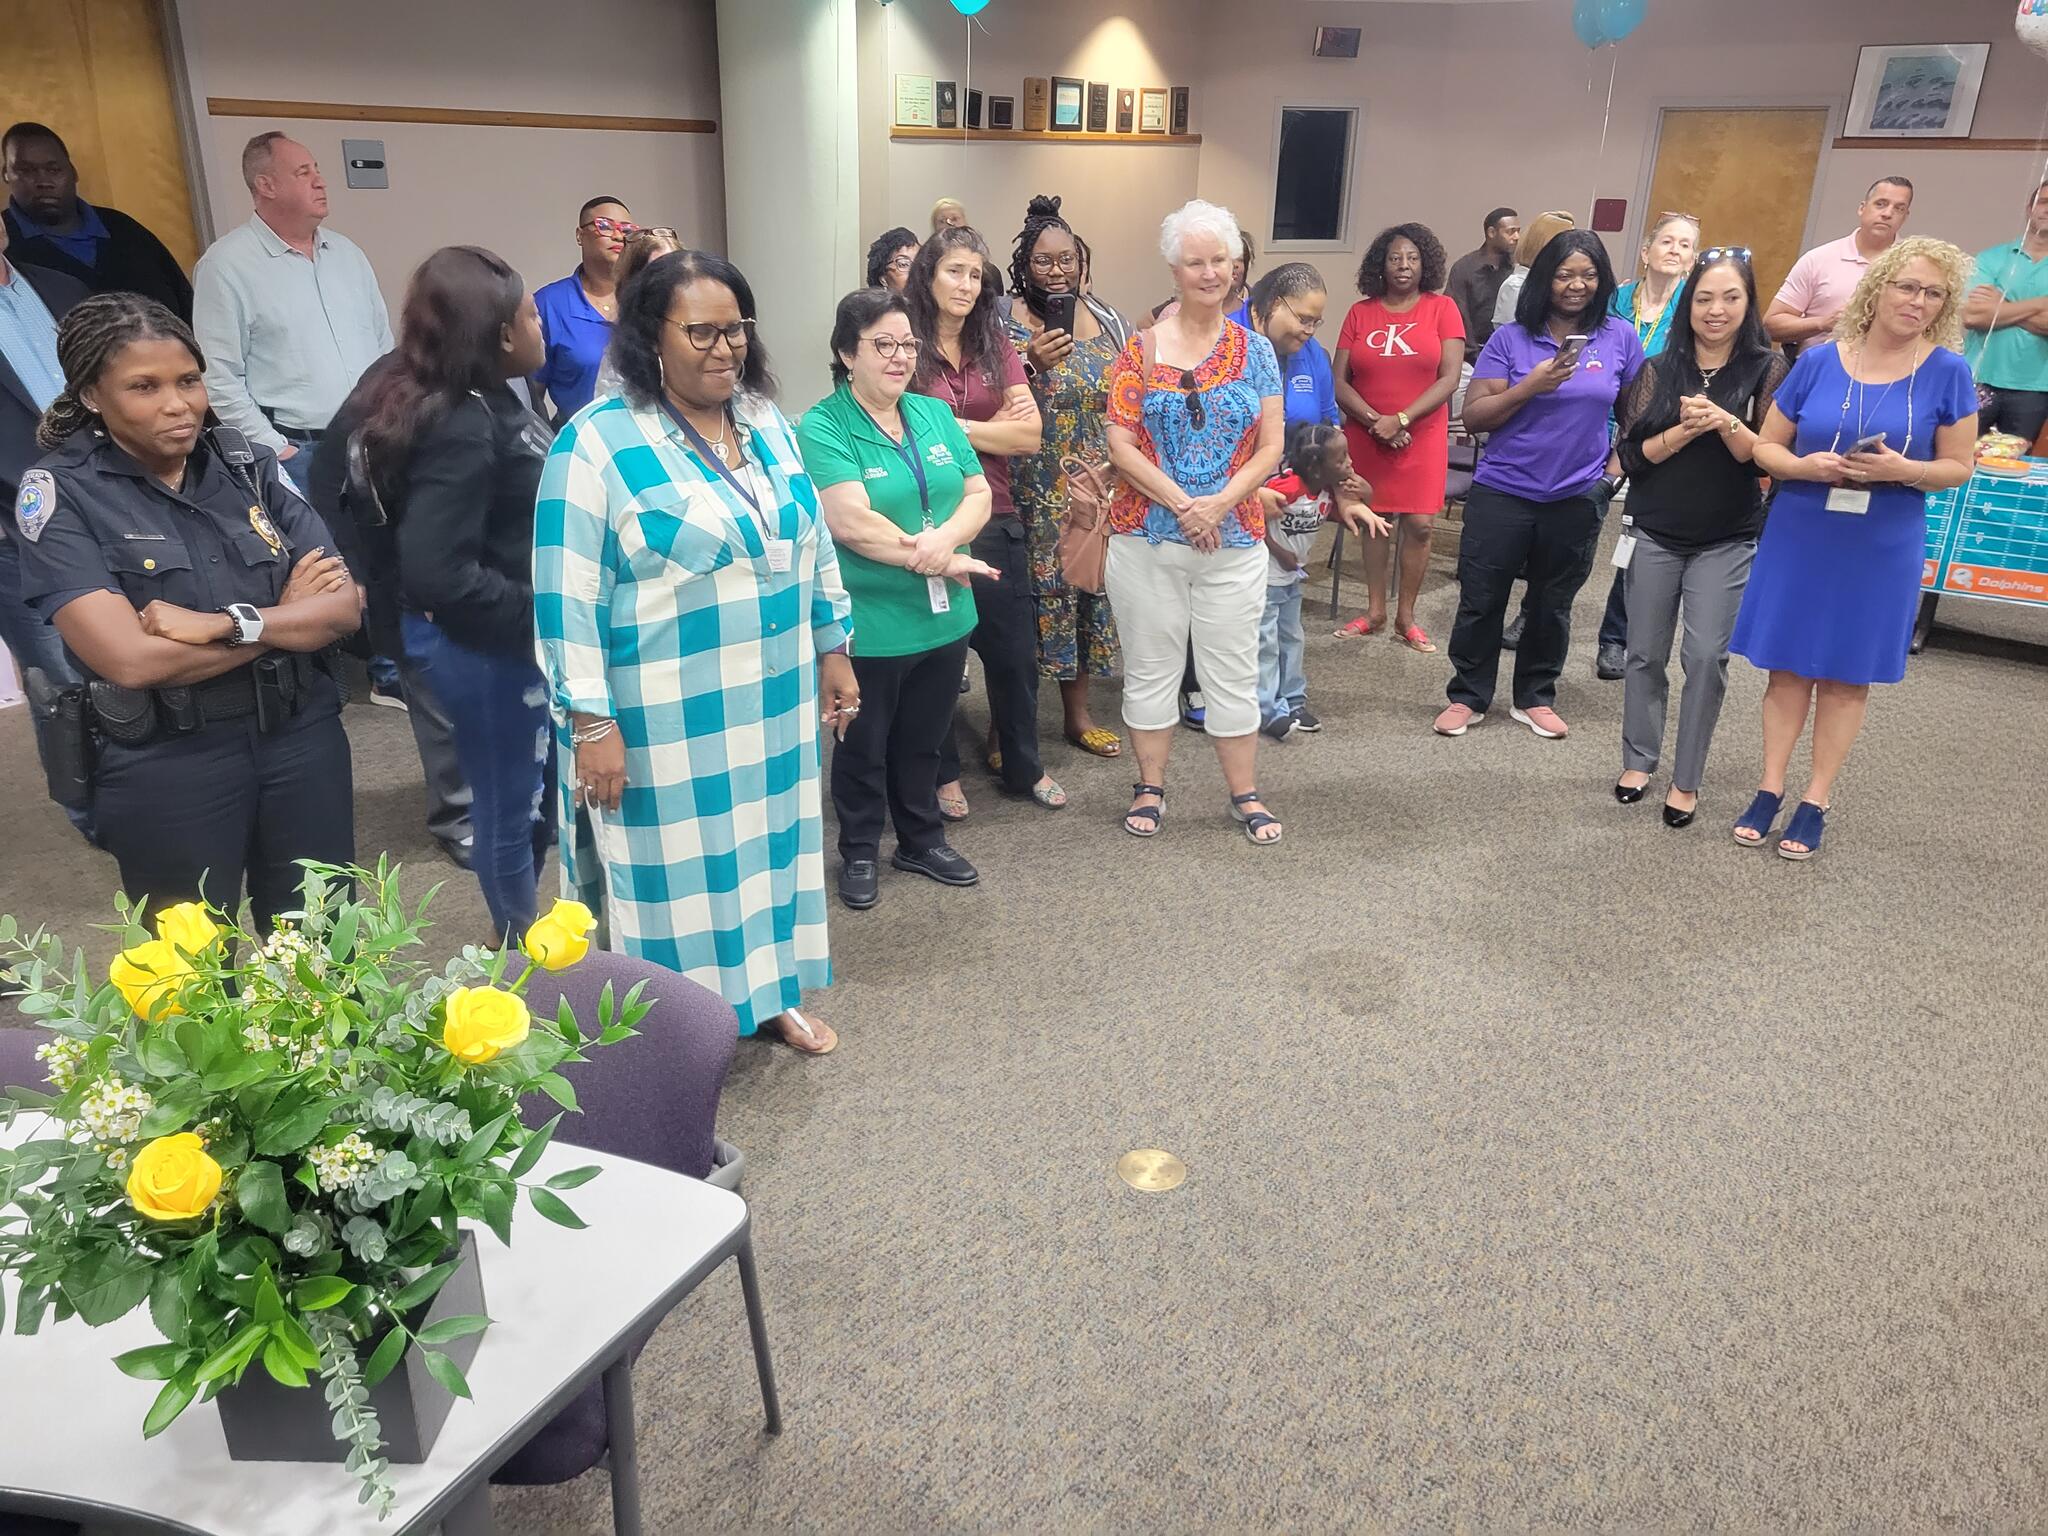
[1137,87,1168,135]
[1115,88,1135,134]
[894,74,936,129]
[1022,77,1050,132]
[966,87,983,130]
[1086,81,1110,134]
[1050,76,1084,133]
[935,80,958,130]
[1169,86,1190,136]
[988,95,1016,131]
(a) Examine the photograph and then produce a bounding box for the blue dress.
[1730,343,1976,685]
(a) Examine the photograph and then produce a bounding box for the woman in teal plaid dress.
[534,252,858,1055]
[1003,197,1127,756]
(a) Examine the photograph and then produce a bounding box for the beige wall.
[874,0,1208,322]
[169,0,725,316]
[872,0,2048,322]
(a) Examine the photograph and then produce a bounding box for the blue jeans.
[0,535,92,839]
[402,614,553,940]
[1257,580,1307,725]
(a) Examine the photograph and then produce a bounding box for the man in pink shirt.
[1765,176,1913,351]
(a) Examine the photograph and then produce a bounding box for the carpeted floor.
[4,537,2045,1531]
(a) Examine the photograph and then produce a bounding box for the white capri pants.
[1104,535,1267,737]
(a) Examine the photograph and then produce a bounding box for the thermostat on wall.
[342,139,388,190]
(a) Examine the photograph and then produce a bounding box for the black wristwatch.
[1595,475,1625,503]
[222,602,265,647]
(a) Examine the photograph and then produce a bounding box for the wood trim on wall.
[891,127,1200,147]
[1832,136,2044,152]
[206,98,716,134]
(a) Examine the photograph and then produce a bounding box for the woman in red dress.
[1333,223,1465,651]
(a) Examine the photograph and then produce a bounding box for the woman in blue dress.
[1730,237,1977,860]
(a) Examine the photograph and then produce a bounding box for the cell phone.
[1042,291,1078,336]
[1556,334,1590,368]
[1848,431,1887,455]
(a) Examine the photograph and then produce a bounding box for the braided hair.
[1008,193,1074,306]
[1284,421,1348,495]
[38,293,203,449]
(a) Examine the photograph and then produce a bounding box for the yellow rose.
[523,899,596,971]
[153,902,222,956]
[126,1132,223,1222]
[442,986,531,1065]
[109,940,195,1021]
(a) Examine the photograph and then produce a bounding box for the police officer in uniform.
[13,292,360,927]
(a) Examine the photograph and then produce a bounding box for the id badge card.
[765,538,794,573]
[1825,486,1872,515]
[927,575,951,613]
[1612,532,1637,569]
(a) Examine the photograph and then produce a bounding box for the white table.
[0,1115,781,1534]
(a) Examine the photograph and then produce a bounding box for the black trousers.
[833,636,972,861]
[937,520,1043,792]
[1448,485,1603,713]
[93,687,356,929]
[1979,384,2048,446]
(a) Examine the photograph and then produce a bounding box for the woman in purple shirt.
[1438,231,1642,740]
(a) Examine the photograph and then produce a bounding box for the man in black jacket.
[3,122,193,320]
[0,215,91,837]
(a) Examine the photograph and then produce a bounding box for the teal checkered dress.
[534,390,853,1035]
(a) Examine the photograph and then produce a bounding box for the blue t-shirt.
[1229,301,1339,432]
[1471,315,1643,500]
[532,272,614,420]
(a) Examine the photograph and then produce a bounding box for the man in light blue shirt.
[1963,179,2048,445]
[191,132,392,492]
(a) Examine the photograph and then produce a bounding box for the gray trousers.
[1620,535,1755,791]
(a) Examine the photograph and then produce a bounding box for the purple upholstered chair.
[0,1025,49,1095]
[491,948,778,1496]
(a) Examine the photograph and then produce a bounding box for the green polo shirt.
[796,383,979,658]
[1965,240,2048,391]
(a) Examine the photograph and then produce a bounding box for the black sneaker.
[1501,613,1525,651]
[1260,715,1298,743]
[1596,642,1626,680]
[891,843,979,887]
[1291,707,1322,733]
[837,858,879,909]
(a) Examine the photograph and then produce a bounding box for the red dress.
[1336,293,1465,514]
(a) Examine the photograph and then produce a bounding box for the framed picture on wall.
[1050,76,1086,133]
[988,95,1016,132]
[1169,86,1190,136]
[893,74,936,129]
[1844,42,1990,137]
[1138,88,1169,135]
[1086,81,1111,134]
[1115,88,1136,135]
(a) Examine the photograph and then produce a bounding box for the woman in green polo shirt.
[798,287,997,912]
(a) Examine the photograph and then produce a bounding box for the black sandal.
[1230,790,1283,845]
[1124,782,1166,838]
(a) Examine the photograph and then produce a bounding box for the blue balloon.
[1572,0,1606,48]
[1598,0,1646,42]
[948,0,992,13]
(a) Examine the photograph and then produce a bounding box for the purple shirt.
[1471,314,1643,501]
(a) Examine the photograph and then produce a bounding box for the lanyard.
[857,401,932,528]
[659,396,768,531]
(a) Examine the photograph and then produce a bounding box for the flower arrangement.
[0,864,638,1517]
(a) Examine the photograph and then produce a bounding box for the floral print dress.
[1005,316,1123,680]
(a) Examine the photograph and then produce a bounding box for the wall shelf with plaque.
[891,127,1202,146]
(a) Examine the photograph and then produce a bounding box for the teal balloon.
[1572,0,1606,47]
[948,0,992,12]
[1598,0,1646,42]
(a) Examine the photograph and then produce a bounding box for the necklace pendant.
[712,441,732,463]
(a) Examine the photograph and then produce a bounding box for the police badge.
[249,503,284,553]
[13,469,55,542]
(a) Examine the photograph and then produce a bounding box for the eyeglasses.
[1888,280,1949,305]
[865,334,922,360]
[1656,210,1702,226]
[640,226,679,242]
[1029,251,1081,273]
[883,255,915,275]
[1277,297,1322,333]
[582,216,642,239]
[666,318,756,351]
[1695,246,1752,266]
[1179,370,1206,432]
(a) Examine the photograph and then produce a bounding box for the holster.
[24,668,94,811]
[89,679,158,746]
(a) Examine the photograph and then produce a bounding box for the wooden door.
[1640,109,1828,304]
[0,0,201,269]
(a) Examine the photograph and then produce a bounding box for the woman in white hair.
[1103,200,1286,844]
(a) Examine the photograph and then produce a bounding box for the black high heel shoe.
[1614,779,1648,805]
[1662,793,1698,828]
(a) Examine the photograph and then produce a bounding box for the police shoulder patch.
[13,469,56,543]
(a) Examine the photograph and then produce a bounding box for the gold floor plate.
[1116,1148,1187,1192]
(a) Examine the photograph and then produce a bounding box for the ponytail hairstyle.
[38,293,204,449]
[1009,193,1076,309]
[356,245,525,488]
[903,225,1009,393]
[1284,421,1348,495]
